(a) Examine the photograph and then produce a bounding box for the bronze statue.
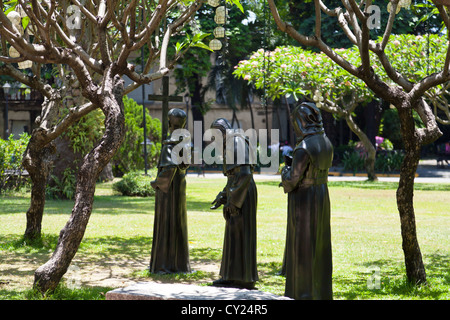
[210,118,259,289]
[149,108,191,274]
[280,102,334,300]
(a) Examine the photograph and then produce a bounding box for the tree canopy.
[0,0,235,294]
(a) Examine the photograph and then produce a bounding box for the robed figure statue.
[210,118,259,289]
[149,108,191,274]
[280,102,334,300]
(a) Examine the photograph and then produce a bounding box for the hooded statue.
[149,108,191,274]
[210,118,259,289]
[280,102,334,300]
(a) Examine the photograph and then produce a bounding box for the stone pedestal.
[105,282,291,300]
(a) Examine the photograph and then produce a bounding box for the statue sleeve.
[154,166,176,193]
[281,148,310,193]
[227,165,252,209]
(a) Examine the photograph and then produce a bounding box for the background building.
[0,85,43,139]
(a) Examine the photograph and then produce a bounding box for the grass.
[0,175,449,300]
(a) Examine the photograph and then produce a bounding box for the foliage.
[234,45,372,111]
[380,138,394,151]
[341,149,404,173]
[341,151,366,173]
[112,96,161,176]
[0,133,30,193]
[43,96,162,178]
[375,150,405,173]
[46,167,77,200]
[340,136,404,173]
[234,34,448,111]
[285,0,442,49]
[22,284,109,300]
[173,0,269,115]
[380,108,404,149]
[383,34,447,83]
[112,170,157,197]
[62,109,105,155]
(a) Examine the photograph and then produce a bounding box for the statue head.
[168,108,187,131]
[291,102,324,140]
[210,118,232,136]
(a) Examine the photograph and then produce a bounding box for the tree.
[173,0,288,130]
[235,33,450,180]
[267,0,450,285]
[0,0,211,294]
[234,46,379,180]
[284,0,442,48]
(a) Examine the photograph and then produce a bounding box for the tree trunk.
[284,96,294,146]
[33,76,125,294]
[247,93,255,129]
[344,114,378,181]
[396,107,427,285]
[22,130,56,241]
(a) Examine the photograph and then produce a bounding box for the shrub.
[375,150,404,173]
[379,138,394,151]
[112,170,157,197]
[380,108,403,150]
[112,96,162,176]
[341,150,366,173]
[62,109,104,155]
[46,167,77,200]
[0,133,30,193]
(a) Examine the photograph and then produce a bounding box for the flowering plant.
[234,34,447,117]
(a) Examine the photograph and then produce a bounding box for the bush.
[0,133,30,193]
[379,138,394,151]
[62,109,105,155]
[112,96,162,176]
[380,108,403,150]
[375,150,404,173]
[112,170,157,197]
[341,150,366,173]
[341,149,404,174]
[46,167,77,200]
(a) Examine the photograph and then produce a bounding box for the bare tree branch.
[380,1,398,51]
[434,2,450,30]
[336,8,358,45]
[314,0,322,39]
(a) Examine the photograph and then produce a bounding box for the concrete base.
[105,282,291,300]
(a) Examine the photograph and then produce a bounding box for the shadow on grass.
[0,233,59,252]
[139,269,217,285]
[1,234,221,263]
[2,232,447,300]
[186,200,218,212]
[256,180,450,191]
[190,247,222,262]
[137,247,222,285]
[0,195,30,215]
[334,254,450,300]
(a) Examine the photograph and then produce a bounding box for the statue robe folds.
[149,135,191,274]
[281,133,333,300]
[219,134,259,284]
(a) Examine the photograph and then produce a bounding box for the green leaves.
[175,32,212,55]
[175,41,187,55]
[228,0,244,13]
[234,46,370,108]
[191,32,213,51]
[0,133,30,194]
[112,96,161,175]
[21,16,30,30]
[234,34,449,111]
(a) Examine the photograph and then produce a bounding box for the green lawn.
[0,175,449,300]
